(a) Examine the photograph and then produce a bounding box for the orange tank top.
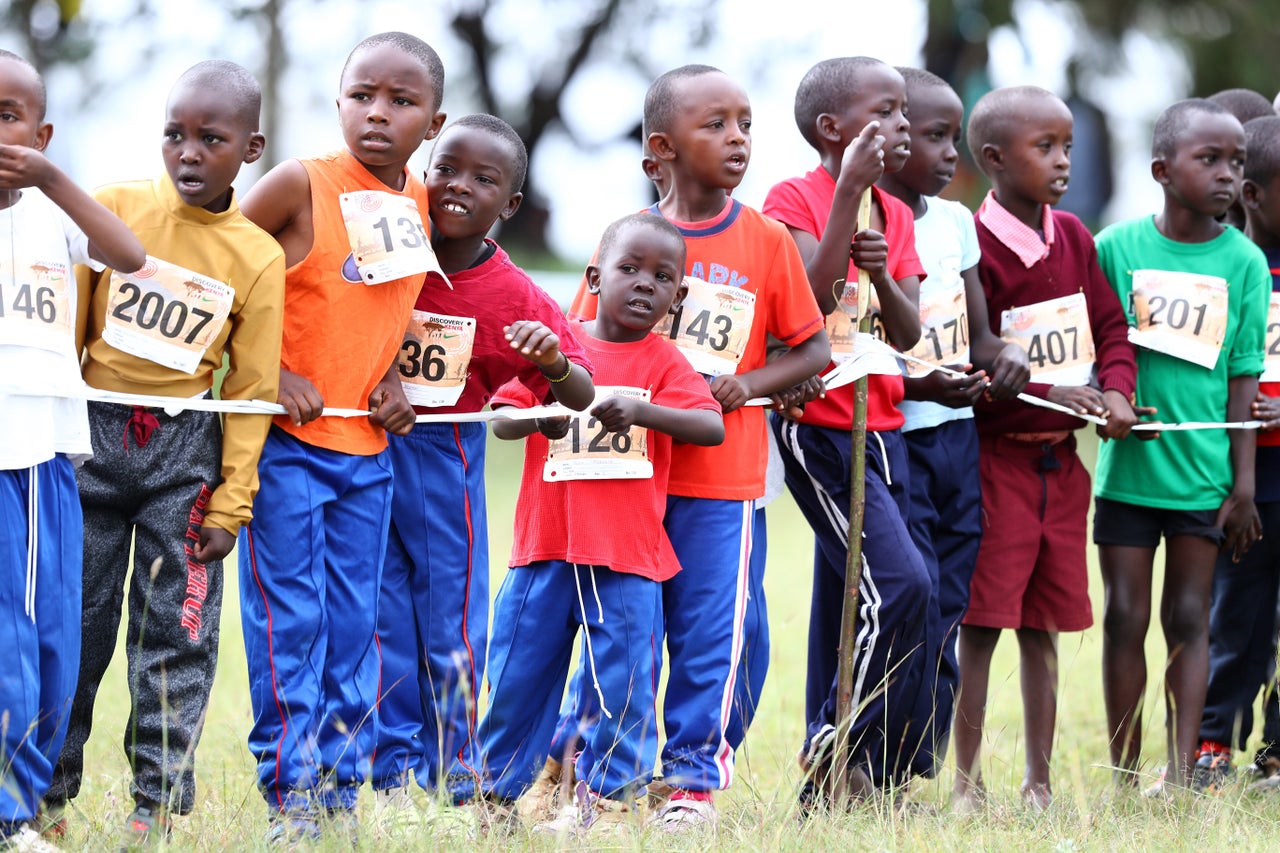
[276,150,428,455]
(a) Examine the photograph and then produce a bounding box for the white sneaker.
[652,796,718,832]
[2,826,62,853]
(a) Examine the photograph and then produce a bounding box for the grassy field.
[57,431,1280,850]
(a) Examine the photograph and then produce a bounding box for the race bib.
[903,263,967,377]
[543,386,652,481]
[1262,293,1280,382]
[0,254,71,353]
[340,191,446,285]
[102,256,234,374]
[1127,268,1228,370]
[1000,291,1096,385]
[828,282,888,364]
[397,310,476,407]
[651,276,754,376]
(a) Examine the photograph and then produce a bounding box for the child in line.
[876,67,1030,779]
[236,32,446,840]
[954,85,1138,811]
[1205,89,1275,230]
[762,56,932,797]
[46,61,284,845]
[568,65,830,829]
[0,49,144,849]
[466,213,723,834]
[1095,99,1269,792]
[1197,115,1280,790]
[371,114,593,806]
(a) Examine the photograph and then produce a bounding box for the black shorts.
[1092,496,1225,548]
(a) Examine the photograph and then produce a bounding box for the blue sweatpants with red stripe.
[372,422,488,794]
[455,561,660,802]
[772,418,931,786]
[0,456,81,828]
[902,418,982,776]
[238,427,392,813]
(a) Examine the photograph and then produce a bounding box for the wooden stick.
[832,186,874,808]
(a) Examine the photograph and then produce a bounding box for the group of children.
[4,22,1280,850]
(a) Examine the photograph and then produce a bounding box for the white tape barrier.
[1,334,1264,432]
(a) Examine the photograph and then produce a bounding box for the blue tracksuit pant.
[238,427,392,813]
[372,422,488,793]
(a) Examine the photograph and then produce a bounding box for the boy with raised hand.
[1196,115,1280,792]
[568,65,830,829]
[763,55,933,799]
[371,113,593,809]
[954,85,1138,812]
[875,66,1030,780]
[236,31,446,840]
[465,213,723,836]
[44,60,284,845]
[1095,99,1268,794]
[0,48,144,850]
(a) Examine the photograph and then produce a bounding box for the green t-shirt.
[1094,216,1269,510]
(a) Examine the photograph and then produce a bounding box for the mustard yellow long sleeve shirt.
[80,176,286,533]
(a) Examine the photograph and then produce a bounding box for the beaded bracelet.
[543,357,574,383]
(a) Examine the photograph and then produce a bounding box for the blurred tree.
[446,0,719,262]
[3,0,94,71]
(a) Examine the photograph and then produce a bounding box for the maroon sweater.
[974,209,1137,435]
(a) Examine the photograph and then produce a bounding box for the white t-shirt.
[0,187,102,469]
[900,196,981,433]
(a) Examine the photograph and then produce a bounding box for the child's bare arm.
[0,144,145,273]
[592,396,724,447]
[1219,374,1262,562]
[790,122,886,314]
[962,265,1030,399]
[278,368,325,426]
[505,320,594,410]
[852,228,919,349]
[492,412,569,441]
[712,329,831,413]
[240,160,313,268]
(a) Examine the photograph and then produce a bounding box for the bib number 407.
[1024,326,1081,371]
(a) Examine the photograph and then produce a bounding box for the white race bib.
[1262,292,1280,382]
[397,310,476,407]
[340,191,446,285]
[903,262,968,377]
[828,282,888,364]
[102,256,234,374]
[1000,291,1096,385]
[1127,268,1228,370]
[0,252,71,353]
[543,386,652,481]
[651,276,754,376]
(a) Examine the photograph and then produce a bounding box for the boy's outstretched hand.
[1252,391,1280,430]
[369,380,415,436]
[771,375,825,420]
[1097,389,1139,440]
[591,394,641,433]
[838,120,886,192]
[194,526,236,563]
[278,368,325,426]
[1218,491,1262,563]
[505,320,563,370]
[1046,384,1106,418]
[536,415,571,440]
[907,366,988,408]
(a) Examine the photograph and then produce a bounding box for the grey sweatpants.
[48,401,223,814]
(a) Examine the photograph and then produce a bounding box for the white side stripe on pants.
[25,464,38,621]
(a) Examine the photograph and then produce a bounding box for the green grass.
[58,431,1280,850]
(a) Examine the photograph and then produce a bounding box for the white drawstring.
[25,465,38,621]
[872,430,891,486]
[571,564,612,720]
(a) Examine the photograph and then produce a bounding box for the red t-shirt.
[494,324,720,581]
[406,241,591,414]
[763,171,926,432]
[567,200,824,500]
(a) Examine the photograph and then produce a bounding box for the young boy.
[762,56,933,796]
[1205,89,1275,230]
[1196,115,1280,790]
[568,65,830,828]
[371,114,593,805]
[1095,98,1269,792]
[466,212,723,834]
[954,85,1138,811]
[875,67,1030,779]
[236,32,446,838]
[43,61,284,844]
[0,49,144,849]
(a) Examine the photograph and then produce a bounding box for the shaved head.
[0,49,46,120]
[966,85,1067,173]
[343,31,445,113]
[171,60,261,131]
[793,56,891,149]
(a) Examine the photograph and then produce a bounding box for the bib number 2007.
[110,281,215,344]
